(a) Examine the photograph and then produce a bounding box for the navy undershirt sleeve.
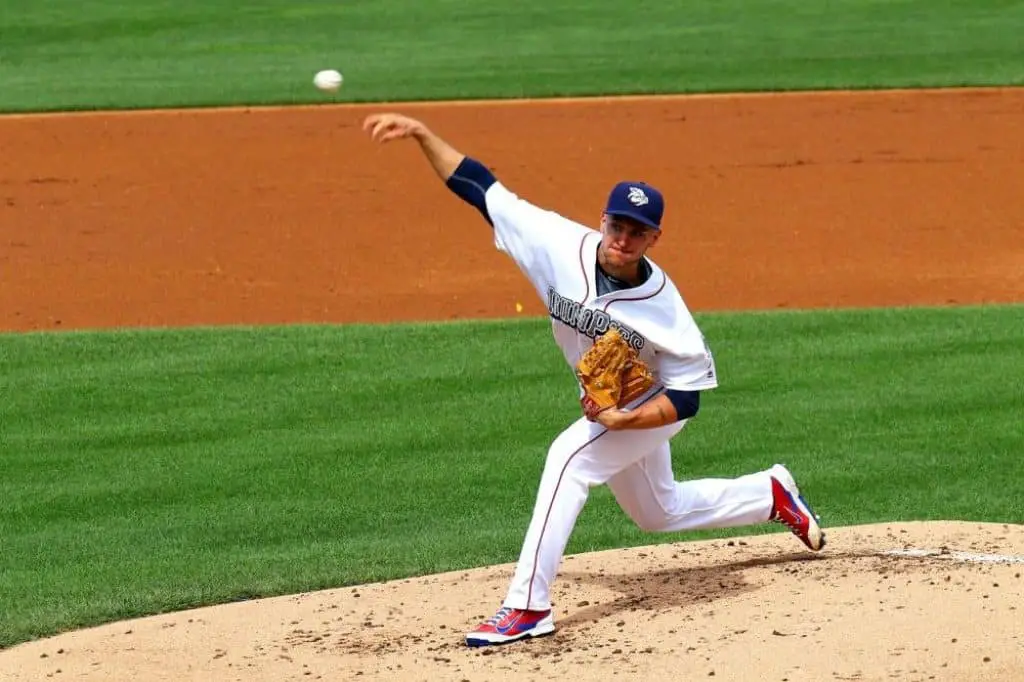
[664,388,701,421]
[445,157,497,225]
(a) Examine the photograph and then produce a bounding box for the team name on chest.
[547,287,646,350]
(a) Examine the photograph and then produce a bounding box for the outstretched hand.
[361,112,465,181]
[362,113,427,143]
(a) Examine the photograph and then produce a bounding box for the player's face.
[600,215,660,266]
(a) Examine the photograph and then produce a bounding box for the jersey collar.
[582,232,666,306]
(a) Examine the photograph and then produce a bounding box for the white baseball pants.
[502,414,775,612]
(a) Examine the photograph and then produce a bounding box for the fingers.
[362,114,408,143]
[362,114,389,139]
[363,113,422,144]
[379,129,406,142]
[371,119,391,142]
[361,114,385,133]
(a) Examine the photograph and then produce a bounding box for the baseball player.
[362,113,826,648]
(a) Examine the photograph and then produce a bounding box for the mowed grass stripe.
[1,304,1022,647]
[2,0,1023,111]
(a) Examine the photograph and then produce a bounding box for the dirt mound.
[3,521,1022,682]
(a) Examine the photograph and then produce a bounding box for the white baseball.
[313,69,343,92]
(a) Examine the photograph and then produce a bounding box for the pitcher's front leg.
[503,417,685,611]
[502,419,604,612]
[464,416,683,647]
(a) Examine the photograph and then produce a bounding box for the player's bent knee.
[632,513,672,532]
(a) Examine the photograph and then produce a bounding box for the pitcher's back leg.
[607,442,774,532]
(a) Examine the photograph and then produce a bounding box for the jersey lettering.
[547,287,645,350]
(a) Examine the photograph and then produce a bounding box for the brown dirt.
[2,523,1023,682]
[1,87,1022,332]
[1,88,1023,680]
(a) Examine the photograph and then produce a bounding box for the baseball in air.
[313,69,343,92]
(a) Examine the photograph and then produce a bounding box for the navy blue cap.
[604,181,664,230]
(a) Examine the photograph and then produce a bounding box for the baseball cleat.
[769,464,826,551]
[465,606,555,647]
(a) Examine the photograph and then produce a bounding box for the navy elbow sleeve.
[665,389,701,421]
[446,157,497,225]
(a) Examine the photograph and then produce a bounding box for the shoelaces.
[485,607,512,625]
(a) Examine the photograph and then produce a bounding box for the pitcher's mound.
[3,521,1022,682]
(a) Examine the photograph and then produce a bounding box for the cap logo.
[627,186,649,207]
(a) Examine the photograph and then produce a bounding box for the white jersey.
[485,182,718,394]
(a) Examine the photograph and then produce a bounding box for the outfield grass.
[1,305,1022,647]
[1,0,1023,112]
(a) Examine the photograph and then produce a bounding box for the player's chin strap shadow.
[553,550,840,631]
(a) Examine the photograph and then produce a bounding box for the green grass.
[1,305,1022,647]
[1,0,1023,112]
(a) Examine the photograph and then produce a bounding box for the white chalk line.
[881,548,1024,565]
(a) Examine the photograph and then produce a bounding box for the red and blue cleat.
[465,607,556,647]
[769,463,826,551]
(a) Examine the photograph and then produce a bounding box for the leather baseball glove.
[576,327,655,420]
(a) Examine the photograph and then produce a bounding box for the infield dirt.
[1,87,1022,331]
[1,88,1022,681]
